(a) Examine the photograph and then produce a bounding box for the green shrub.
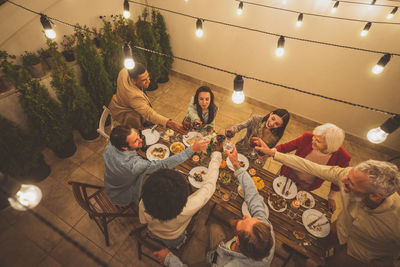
[22,51,41,66]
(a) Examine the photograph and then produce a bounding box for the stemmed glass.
[249,138,258,160]
[223,130,234,153]
[182,117,192,132]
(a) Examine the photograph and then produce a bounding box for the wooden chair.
[68,181,137,246]
[97,105,115,140]
[130,212,200,266]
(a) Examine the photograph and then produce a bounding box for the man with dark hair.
[109,64,185,132]
[103,125,208,205]
[153,146,275,266]
[139,143,223,249]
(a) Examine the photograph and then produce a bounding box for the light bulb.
[372,65,384,74]
[275,48,284,57]
[196,29,203,38]
[124,58,135,69]
[45,29,56,39]
[282,0,287,5]
[196,19,203,37]
[387,7,398,19]
[360,22,371,37]
[237,1,243,15]
[232,91,245,104]
[185,0,189,2]
[360,30,368,36]
[123,10,130,19]
[371,54,391,74]
[296,13,303,27]
[387,13,394,19]
[296,21,302,27]
[331,7,337,13]
[331,1,339,13]
[367,127,388,144]
[8,184,42,211]
[276,36,285,57]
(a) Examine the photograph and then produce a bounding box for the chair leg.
[137,241,142,260]
[103,217,110,246]
[205,202,217,226]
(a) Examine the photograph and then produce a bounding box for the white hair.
[313,123,345,153]
[355,160,400,198]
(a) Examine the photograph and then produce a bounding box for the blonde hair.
[313,123,345,153]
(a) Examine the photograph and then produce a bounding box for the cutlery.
[312,220,330,228]
[281,176,289,195]
[285,179,292,196]
[307,214,325,228]
[150,124,157,133]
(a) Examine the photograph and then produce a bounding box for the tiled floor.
[0,72,397,267]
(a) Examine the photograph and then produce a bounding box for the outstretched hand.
[252,137,275,157]
[192,137,209,153]
[167,120,188,135]
[225,146,241,170]
[153,248,170,265]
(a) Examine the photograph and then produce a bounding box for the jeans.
[148,230,187,250]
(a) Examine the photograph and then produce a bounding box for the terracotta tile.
[68,145,95,166]
[37,256,63,267]
[51,228,112,267]
[80,153,106,180]
[63,167,104,190]
[48,158,79,183]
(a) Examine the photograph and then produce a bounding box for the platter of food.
[296,191,315,209]
[267,193,287,212]
[242,201,269,219]
[170,142,185,154]
[226,153,249,171]
[141,128,160,146]
[188,166,208,188]
[182,132,202,147]
[273,176,297,199]
[302,209,330,238]
[146,144,169,160]
[218,169,234,184]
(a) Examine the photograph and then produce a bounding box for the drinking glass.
[287,209,297,220]
[249,138,258,160]
[182,117,192,131]
[223,140,234,153]
[255,150,265,166]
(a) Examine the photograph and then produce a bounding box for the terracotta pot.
[30,154,51,181]
[147,80,158,91]
[157,72,169,83]
[52,137,77,158]
[79,128,99,141]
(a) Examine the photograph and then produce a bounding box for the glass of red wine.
[182,117,192,131]
[225,130,235,140]
[255,150,265,165]
[249,137,258,160]
[192,121,202,131]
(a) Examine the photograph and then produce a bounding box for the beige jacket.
[108,68,169,129]
[139,152,222,239]
[274,151,400,265]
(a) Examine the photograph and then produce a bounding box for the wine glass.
[182,117,192,131]
[255,150,265,166]
[223,140,234,153]
[249,138,258,160]
[192,121,202,131]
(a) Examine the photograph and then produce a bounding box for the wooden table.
[139,127,335,266]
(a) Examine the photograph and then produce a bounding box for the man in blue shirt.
[103,125,208,205]
[153,146,275,266]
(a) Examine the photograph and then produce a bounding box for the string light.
[372,54,391,74]
[8,184,42,211]
[123,0,130,19]
[40,14,56,39]
[367,115,400,144]
[360,22,372,36]
[232,75,245,104]
[237,1,244,15]
[371,0,376,5]
[123,43,135,69]
[296,13,303,27]
[387,7,398,19]
[276,36,285,57]
[331,1,340,13]
[196,18,203,37]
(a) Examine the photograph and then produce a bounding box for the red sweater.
[275,133,351,192]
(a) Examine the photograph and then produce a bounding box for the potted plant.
[38,47,52,72]
[22,51,45,78]
[136,9,164,91]
[152,10,174,83]
[0,115,51,181]
[75,26,113,115]
[61,34,76,62]
[47,40,99,140]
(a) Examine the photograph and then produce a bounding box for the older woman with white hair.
[275,123,351,211]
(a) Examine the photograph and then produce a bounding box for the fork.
[285,179,292,196]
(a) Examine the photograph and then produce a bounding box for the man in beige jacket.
[109,64,184,132]
[253,137,400,267]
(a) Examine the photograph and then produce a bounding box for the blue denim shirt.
[103,143,194,205]
[164,168,275,267]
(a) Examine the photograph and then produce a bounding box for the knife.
[285,179,292,196]
[312,220,330,228]
[281,176,289,195]
[307,214,324,228]
[150,124,157,133]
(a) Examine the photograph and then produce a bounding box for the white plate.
[302,209,330,238]
[296,191,315,209]
[267,194,287,212]
[242,201,269,219]
[141,129,160,146]
[188,166,208,188]
[146,144,170,161]
[226,153,249,171]
[273,176,297,199]
[182,132,202,147]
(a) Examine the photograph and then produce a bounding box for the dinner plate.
[182,132,202,147]
[188,166,208,188]
[302,209,330,238]
[273,176,298,199]
[267,194,287,213]
[226,153,249,171]
[146,144,170,161]
[296,191,315,209]
[141,129,160,146]
[242,201,269,219]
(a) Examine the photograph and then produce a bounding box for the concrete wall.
[0,0,399,150]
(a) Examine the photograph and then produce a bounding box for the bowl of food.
[219,169,233,184]
[267,193,287,212]
[170,142,185,154]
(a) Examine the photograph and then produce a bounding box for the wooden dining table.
[139,127,336,266]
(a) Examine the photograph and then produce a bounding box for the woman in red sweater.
[275,123,351,211]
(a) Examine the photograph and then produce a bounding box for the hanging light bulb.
[282,0,287,5]
[232,75,245,104]
[40,14,56,39]
[184,0,189,2]
[8,184,42,211]
[331,1,339,13]
[196,19,203,38]
[123,43,135,70]
[275,36,285,57]
[296,13,303,27]
[371,0,376,5]
[367,115,400,144]
[123,0,130,19]
[387,7,398,19]
[360,22,371,37]
[372,54,391,74]
[237,2,244,15]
